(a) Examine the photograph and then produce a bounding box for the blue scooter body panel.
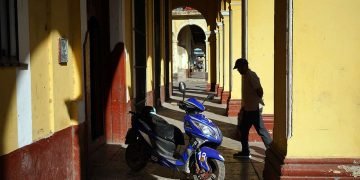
[196,147,225,171]
[186,97,205,112]
[184,114,223,145]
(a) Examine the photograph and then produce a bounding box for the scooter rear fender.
[125,128,138,144]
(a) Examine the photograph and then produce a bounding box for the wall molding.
[264,146,360,179]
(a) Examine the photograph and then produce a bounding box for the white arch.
[172,18,208,81]
[174,19,208,41]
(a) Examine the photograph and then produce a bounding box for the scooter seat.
[151,115,175,142]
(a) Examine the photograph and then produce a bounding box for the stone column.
[214,29,220,95]
[217,21,224,97]
[221,11,231,104]
[265,0,360,179]
[227,1,242,116]
[172,38,179,82]
[205,31,211,91]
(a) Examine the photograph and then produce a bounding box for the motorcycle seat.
[150,115,175,142]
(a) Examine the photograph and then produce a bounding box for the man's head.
[233,58,248,75]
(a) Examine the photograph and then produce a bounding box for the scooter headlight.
[192,121,217,138]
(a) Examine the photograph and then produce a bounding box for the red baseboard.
[160,85,165,104]
[146,90,154,107]
[250,114,273,141]
[227,99,241,117]
[264,145,360,179]
[215,84,219,95]
[217,87,223,97]
[221,91,230,104]
[207,83,211,92]
[0,125,84,180]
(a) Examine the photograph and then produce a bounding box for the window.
[0,0,18,66]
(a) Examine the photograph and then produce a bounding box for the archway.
[172,7,207,83]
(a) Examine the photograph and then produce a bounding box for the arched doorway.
[172,7,207,83]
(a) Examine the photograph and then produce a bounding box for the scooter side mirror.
[202,94,215,104]
[178,82,186,101]
[207,94,215,100]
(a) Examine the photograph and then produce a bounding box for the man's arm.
[256,87,263,98]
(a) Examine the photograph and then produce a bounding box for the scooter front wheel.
[207,159,225,180]
[125,140,150,171]
[190,158,225,180]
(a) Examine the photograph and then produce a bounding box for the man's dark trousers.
[240,108,272,153]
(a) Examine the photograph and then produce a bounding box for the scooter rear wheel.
[125,140,150,171]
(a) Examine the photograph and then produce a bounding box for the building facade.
[0,0,359,179]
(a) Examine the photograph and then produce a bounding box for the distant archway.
[172,7,207,81]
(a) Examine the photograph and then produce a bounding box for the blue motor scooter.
[125,82,225,179]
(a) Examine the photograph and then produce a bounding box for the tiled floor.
[89,78,266,179]
[89,143,265,180]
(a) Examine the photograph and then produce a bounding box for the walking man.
[232,58,272,158]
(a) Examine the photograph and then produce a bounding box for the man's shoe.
[233,151,251,158]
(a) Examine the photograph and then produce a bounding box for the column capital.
[205,31,211,36]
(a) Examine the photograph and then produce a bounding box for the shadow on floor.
[89,79,265,180]
[89,144,263,180]
[89,144,186,180]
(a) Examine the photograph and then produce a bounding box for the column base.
[220,91,230,104]
[146,90,154,107]
[226,99,241,117]
[217,87,223,97]
[264,145,360,179]
[169,83,173,97]
[215,84,219,96]
[160,85,165,104]
[206,83,211,92]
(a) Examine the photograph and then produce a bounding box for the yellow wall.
[0,69,18,155]
[50,0,82,130]
[215,30,220,85]
[223,13,230,92]
[218,23,224,87]
[160,0,165,87]
[124,0,133,100]
[248,0,274,114]
[29,0,54,140]
[29,0,82,140]
[230,1,242,99]
[146,0,154,95]
[288,0,360,157]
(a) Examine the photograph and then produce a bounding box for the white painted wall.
[16,0,32,148]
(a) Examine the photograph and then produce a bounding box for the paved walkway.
[89,77,266,180]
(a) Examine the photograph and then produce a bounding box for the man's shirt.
[242,69,264,111]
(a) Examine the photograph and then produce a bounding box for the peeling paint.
[328,169,341,174]
[21,152,32,172]
[338,165,360,177]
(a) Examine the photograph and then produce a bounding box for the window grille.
[0,0,19,66]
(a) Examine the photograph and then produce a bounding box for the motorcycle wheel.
[190,158,225,180]
[207,159,225,180]
[125,140,150,171]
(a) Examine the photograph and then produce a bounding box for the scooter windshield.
[186,98,205,112]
